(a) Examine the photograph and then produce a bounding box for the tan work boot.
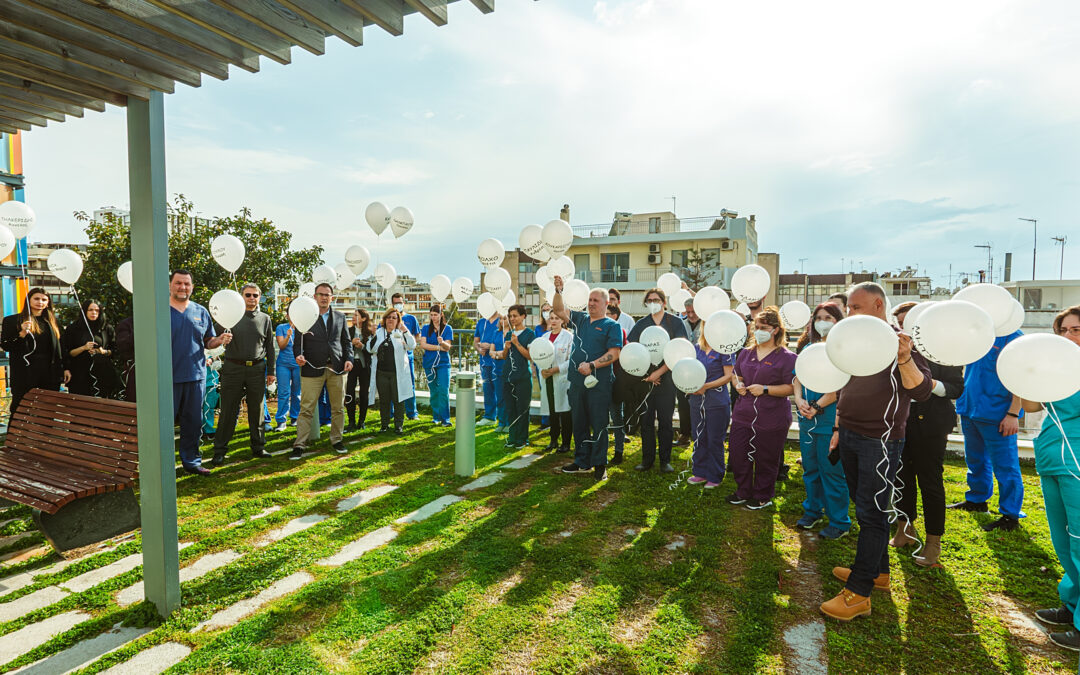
[889,519,916,548]
[820,589,871,621]
[832,566,890,591]
[915,534,942,568]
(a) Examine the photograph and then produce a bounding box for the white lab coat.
[367,326,417,405]
[537,329,573,414]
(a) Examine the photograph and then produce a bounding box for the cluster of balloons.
[365,202,414,239]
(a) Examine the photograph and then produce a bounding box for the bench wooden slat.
[0,484,62,513]
[0,469,80,509]
[0,453,116,492]
[12,400,138,430]
[7,415,137,450]
[26,389,138,415]
[4,441,137,478]
[6,425,139,464]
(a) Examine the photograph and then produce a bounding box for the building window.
[670,249,688,267]
[649,217,661,233]
[600,252,629,283]
[1022,288,1042,310]
[573,254,590,281]
[893,282,910,295]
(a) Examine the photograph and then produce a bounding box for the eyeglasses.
[243,293,259,298]
[314,292,331,298]
[1057,326,1080,336]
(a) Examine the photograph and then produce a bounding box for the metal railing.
[571,215,729,238]
[572,268,667,284]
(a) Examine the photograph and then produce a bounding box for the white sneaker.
[476,418,496,427]
[274,422,287,432]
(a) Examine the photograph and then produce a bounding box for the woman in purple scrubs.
[727,306,796,510]
[687,332,736,488]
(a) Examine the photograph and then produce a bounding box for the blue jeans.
[839,427,903,596]
[319,386,331,425]
[275,363,300,424]
[961,416,1025,518]
[405,356,417,418]
[427,364,451,424]
[1042,474,1080,631]
[799,425,850,530]
[570,383,611,469]
[480,361,501,421]
[174,380,205,470]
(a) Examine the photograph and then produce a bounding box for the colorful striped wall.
[0,131,29,316]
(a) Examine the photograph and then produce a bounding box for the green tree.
[445,301,473,331]
[73,195,323,324]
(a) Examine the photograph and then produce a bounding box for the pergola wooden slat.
[0,0,496,619]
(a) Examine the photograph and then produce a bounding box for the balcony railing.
[572,268,668,284]
[571,215,730,238]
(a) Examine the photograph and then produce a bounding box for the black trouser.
[11,358,60,415]
[345,361,371,426]
[896,421,948,536]
[677,390,691,437]
[213,361,266,457]
[376,369,402,430]
[640,378,676,466]
[545,376,571,448]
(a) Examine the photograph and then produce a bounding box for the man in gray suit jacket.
[291,282,352,459]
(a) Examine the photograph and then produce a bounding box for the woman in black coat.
[0,288,70,415]
[889,302,965,567]
[61,299,122,398]
[345,309,375,431]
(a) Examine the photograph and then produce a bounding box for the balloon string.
[70,286,102,398]
[670,394,706,490]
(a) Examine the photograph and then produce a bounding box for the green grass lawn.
[0,413,1075,674]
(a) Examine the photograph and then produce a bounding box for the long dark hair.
[354,309,374,339]
[22,288,61,338]
[796,302,844,353]
[427,303,446,335]
[80,299,106,329]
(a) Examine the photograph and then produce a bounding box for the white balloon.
[477,238,506,269]
[47,248,83,285]
[518,224,550,262]
[996,298,1025,337]
[548,255,575,281]
[0,201,35,240]
[670,288,692,312]
[541,218,573,258]
[535,265,555,293]
[529,337,555,369]
[289,296,320,332]
[619,342,651,377]
[953,283,1014,329]
[704,310,747,354]
[345,245,371,275]
[334,263,355,291]
[117,261,133,294]
[484,266,512,300]
[795,343,851,393]
[298,282,316,299]
[663,337,697,370]
[693,286,729,319]
[562,279,590,311]
[731,264,771,303]
[0,225,15,261]
[389,206,414,239]
[365,202,390,235]
[639,325,671,366]
[825,315,899,376]
[901,301,936,332]
[451,277,474,304]
[672,357,707,394]
[312,264,337,286]
[909,300,995,366]
[210,234,245,273]
[779,300,812,330]
[209,289,245,329]
[476,292,498,318]
[374,262,397,290]
[997,334,1080,402]
[429,274,452,303]
[735,302,751,317]
[657,272,682,299]
[497,289,517,316]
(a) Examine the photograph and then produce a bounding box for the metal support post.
[455,371,476,476]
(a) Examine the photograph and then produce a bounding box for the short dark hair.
[643,287,666,305]
[391,292,404,302]
[827,292,848,306]
[607,288,621,301]
[606,304,621,317]
[1053,305,1080,336]
[507,304,526,317]
[170,269,193,282]
[314,282,333,295]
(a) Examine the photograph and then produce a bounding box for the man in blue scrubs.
[475,310,505,428]
[949,328,1025,530]
[552,276,623,481]
[391,292,420,420]
[169,269,230,475]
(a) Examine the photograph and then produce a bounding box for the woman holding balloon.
[1,288,70,414]
[727,306,796,510]
[686,331,736,488]
[418,304,454,427]
[1019,306,1080,651]
[62,299,121,398]
[536,312,573,452]
[495,305,535,449]
[345,309,375,431]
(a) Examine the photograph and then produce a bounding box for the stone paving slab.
[0,534,35,550]
[194,571,314,632]
[253,515,327,548]
[310,478,363,495]
[316,526,398,567]
[0,586,69,623]
[336,485,397,512]
[0,547,50,567]
[502,454,543,469]
[227,504,282,527]
[0,611,89,666]
[395,495,463,524]
[12,623,151,675]
[459,472,506,492]
[59,543,192,594]
[116,550,242,607]
[99,642,191,675]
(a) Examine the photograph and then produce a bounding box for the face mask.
[542,310,550,320]
[753,329,773,344]
[646,302,663,315]
[513,329,523,336]
[814,320,834,336]
[393,303,404,312]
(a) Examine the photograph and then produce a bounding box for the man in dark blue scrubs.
[552,276,623,481]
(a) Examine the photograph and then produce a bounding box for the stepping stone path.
[0,586,70,623]
[395,495,463,524]
[116,550,242,607]
[12,623,151,675]
[227,505,281,527]
[59,543,193,594]
[460,472,506,491]
[665,536,686,551]
[194,572,314,632]
[310,478,363,495]
[317,526,398,567]
[783,621,827,675]
[100,642,191,675]
[253,515,327,548]
[0,611,89,665]
[0,552,112,598]
[502,454,542,469]
[336,485,397,512]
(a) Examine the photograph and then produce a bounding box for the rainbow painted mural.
[0,131,29,314]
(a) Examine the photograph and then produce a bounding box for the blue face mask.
[753,329,773,344]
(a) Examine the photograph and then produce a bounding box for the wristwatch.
[810,401,824,414]
[763,385,770,395]
[589,362,596,374]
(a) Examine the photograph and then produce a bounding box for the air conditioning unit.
[647,253,662,265]
[721,240,733,251]
[648,243,661,254]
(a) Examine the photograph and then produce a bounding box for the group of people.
[3,270,1079,647]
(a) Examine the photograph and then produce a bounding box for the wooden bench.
[0,388,140,552]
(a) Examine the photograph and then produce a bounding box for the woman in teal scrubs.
[1023,305,1080,652]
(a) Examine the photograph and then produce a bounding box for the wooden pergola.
[0,0,494,618]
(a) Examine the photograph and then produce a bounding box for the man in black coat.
[291,283,352,459]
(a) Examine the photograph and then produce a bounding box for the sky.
[18,0,1080,288]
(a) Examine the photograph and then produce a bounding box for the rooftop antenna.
[1052,235,1067,280]
[975,242,992,283]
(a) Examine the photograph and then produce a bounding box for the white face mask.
[542,310,550,320]
[753,329,774,344]
[646,302,663,315]
[393,303,404,312]
[814,320,834,336]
